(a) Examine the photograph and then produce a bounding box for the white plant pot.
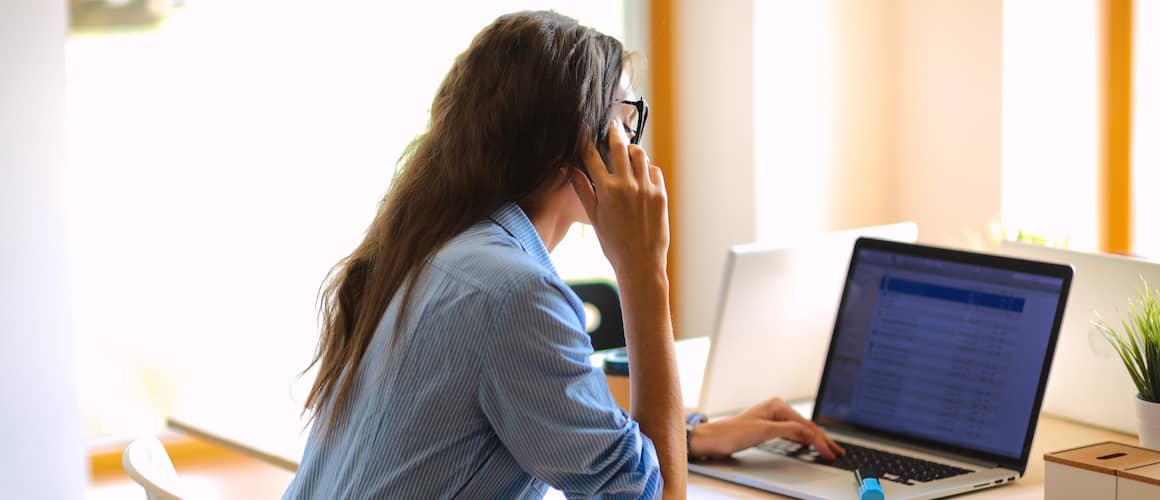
[1137,395,1160,450]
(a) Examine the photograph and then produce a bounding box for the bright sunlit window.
[1000,0,1100,250]
[1134,0,1160,259]
[752,2,835,242]
[66,0,630,441]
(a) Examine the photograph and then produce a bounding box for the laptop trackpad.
[705,448,846,485]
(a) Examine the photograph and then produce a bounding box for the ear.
[551,164,574,186]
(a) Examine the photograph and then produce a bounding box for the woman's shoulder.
[425,220,586,345]
[431,221,563,296]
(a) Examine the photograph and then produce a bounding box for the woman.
[285,11,841,499]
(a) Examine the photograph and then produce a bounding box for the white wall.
[890,0,1004,247]
[752,1,896,239]
[829,1,894,231]
[0,1,88,497]
[673,0,1004,337]
[673,0,758,338]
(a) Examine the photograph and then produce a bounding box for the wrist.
[686,413,707,460]
[615,267,669,294]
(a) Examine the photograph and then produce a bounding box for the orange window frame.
[1101,0,1134,254]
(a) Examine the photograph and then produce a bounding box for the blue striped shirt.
[284,203,661,499]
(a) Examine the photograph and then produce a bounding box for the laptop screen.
[814,239,1070,465]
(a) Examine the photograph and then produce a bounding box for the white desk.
[168,338,1136,498]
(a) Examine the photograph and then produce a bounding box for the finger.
[808,421,840,449]
[569,167,597,220]
[782,422,833,461]
[761,421,837,461]
[627,144,648,183]
[607,118,632,179]
[772,399,816,429]
[815,425,844,457]
[759,397,800,422]
[810,427,839,461]
[763,421,813,446]
[774,405,840,457]
[769,402,842,458]
[794,420,842,459]
[581,141,612,183]
[649,165,666,193]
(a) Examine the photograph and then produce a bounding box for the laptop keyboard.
[756,439,974,485]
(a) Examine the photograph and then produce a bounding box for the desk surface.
[168,338,1137,499]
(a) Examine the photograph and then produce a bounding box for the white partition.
[0,0,87,497]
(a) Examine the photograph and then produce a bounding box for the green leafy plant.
[1095,277,1160,403]
[1011,229,1070,249]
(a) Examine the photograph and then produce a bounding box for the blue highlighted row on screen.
[879,277,1026,313]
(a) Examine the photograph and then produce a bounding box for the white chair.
[122,436,185,500]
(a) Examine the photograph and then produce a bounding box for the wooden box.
[1118,461,1160,500]
[1045,442,1160,500]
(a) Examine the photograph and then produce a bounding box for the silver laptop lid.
[698,222,917,416]
[813,238,1072,474]
[1000,241,1160,434]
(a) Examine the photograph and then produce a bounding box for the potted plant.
[1095,278,1160,449]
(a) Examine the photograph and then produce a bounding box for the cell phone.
[575,130,613,183]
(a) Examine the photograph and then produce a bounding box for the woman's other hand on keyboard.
[688,398,845,460]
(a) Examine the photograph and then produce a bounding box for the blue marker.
[855,468,885,500]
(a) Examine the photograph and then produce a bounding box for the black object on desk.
[602,347,629,375]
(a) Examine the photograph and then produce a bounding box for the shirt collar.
[489,202,559,276]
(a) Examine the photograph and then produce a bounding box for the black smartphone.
[575,128,613,183]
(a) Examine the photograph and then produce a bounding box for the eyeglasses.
[618,97,649,145]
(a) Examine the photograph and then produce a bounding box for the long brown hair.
[303,11,626,434]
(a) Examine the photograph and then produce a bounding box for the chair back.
[122,436,184,500]
[568,281,625,351]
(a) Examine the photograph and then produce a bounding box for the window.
[66,1,632,441]
[1002,0,1160,258]
[1000,0,1100,250]
[752,1,835,242]
[1134,0,1160,258]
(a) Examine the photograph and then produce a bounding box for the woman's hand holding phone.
[569,118,669,282]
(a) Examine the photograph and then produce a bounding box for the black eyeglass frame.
[618,97,649,145]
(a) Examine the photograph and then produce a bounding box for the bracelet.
[685,412,707,460]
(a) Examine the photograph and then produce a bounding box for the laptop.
[1000,241,1160,434]
[698,223,918,417]
[690,238,1073,499]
